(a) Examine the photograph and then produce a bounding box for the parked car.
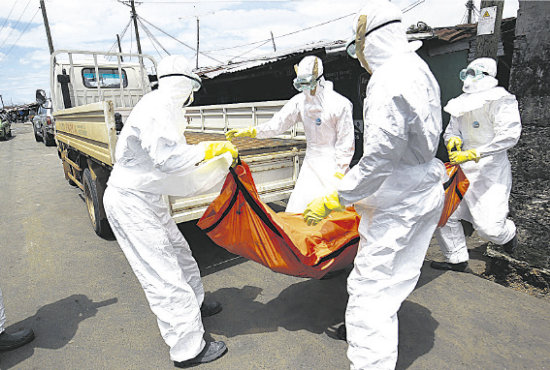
[32,99,56,146]
[0,110,11,140]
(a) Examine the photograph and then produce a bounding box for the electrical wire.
[0,0,18,36]
[204,12,355,53]
[1,7,40,61]
[228,39,271,62]
[138,15,223,63]
[138,18,171,57]
[0,0,33,50]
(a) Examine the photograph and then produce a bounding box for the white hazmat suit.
[333,1,446,368]
[104,56,233,363]
[434,58,522,263]
[228,56,355,213]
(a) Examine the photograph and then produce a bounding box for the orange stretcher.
[197,161,468,279]
[197,161,360,279]
[438,163,469,227]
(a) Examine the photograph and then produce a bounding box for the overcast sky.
[0,0,519,105]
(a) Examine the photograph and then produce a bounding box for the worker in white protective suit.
[303,1,446,368]
[104,55,237,368]
[0,286,35,351]
[431,57,522,272]
[225,55,355,213]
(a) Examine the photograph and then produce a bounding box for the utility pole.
[475,0,504,60]
[466,0,475,23]
[39,0,55,56]
[130,0,143,55]
[270,31,277,52]
[196,17,199,69]
[116,34,124,62]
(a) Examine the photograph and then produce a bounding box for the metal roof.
[197,18,514,79]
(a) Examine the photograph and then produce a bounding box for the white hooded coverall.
[255,59,355,213]
[434,63,521,263]
[104,57,226,362]
[338,1,445,368]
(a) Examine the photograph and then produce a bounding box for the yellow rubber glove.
[334,172,345,180]
[303,191,344,226]
[446,136,463,152]
[449,149,480,164]
[202,141,239,161]
[225,126,257,141]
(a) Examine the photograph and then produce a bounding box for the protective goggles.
[346,19,401,59]
[158,73,202,91]
[293,74,323,91]
[459,68,490,81]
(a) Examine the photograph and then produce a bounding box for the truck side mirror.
[36,89,47,105]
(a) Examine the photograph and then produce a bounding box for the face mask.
[293,74,323,92]
[459,67,489,81]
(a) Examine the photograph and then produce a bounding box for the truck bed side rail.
[54,101,117,166]
[185,100,306,140]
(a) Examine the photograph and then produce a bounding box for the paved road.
[1,123,549,369]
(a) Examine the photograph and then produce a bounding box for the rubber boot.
[0,328,35,351]
[502,234,518,254]
[336,324,346,341]
[430,261,468,272]
[200,300,222,318]
[174,341,227,368]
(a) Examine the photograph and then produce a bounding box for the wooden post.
[117,34,124,62]
[130,0,142,55]
[40,0,55,58]
[475,0,505,60]
[196,17,199,69]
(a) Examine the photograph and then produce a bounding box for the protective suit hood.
[461,57,498,93]
[157,55,202,107]
[347,0,416,73]
[294,55,325,97]
[444,87,510,117]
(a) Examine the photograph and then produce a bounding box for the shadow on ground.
[0,295,117,369]
[205,274,349,337]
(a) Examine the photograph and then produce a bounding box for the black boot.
[430,260,468,272]
[0,328,35,351]
[200,300,222,318]
[174,341,227,368]
[336,324,346,341]
[502,234,518,254]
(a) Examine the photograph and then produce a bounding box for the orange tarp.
[197,161,360,279]
[438,163,469,227]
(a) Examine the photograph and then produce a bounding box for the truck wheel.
[83,168,111,238]
[43,129,55,146]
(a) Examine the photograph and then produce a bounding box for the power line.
[0,0,18,36]
[138,17,171,57]
[138,15,223,63]
[204,12,355,53]
[1,7,40,61]
[0,0,33,50]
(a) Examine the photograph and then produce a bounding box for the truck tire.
[83,168,112,238]
[43,128,55,146]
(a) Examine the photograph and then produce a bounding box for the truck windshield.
[82,68,128,88]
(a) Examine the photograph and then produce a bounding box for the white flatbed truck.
[47,50,305,237]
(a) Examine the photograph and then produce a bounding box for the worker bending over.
[104,56,237,368]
